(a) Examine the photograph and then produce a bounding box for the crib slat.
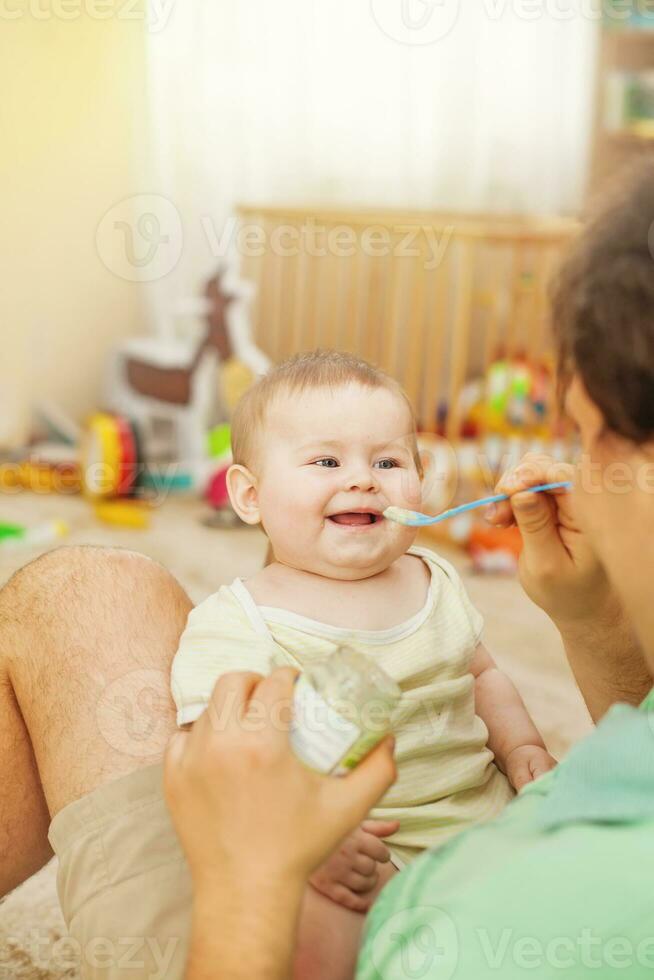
[446,239,474,442]
[420,254,450,432]
[236,206,576,424]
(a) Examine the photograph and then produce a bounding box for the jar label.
[290,674,361,775]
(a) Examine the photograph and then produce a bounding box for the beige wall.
[1,11,150,448]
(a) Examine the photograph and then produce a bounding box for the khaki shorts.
[48,764,191,980]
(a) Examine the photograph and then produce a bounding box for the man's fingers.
[488,478,574,570]
[203,671,264,735]
[162,731,191,811]
[165,730,187,763]
[488,457,575,529]
[510,491,567,567]
[485,499,515,527]
[498,456,574,496]
[248,668,298,739]
[255,667,298,715]
[163,730,188,784]
[335,737,397,820]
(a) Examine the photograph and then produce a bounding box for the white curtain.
[144,0,597,324]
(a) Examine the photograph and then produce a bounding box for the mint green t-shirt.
[358,690,654,980]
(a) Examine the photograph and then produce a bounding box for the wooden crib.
[237,205,579,440]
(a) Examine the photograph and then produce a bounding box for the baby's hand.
[505,744,557,792]
[309,819,399,913]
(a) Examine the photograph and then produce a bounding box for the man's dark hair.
[551,162,654,443]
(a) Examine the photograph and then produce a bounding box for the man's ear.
[565,374,606,451]
[227,464,261,525]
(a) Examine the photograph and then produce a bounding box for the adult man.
[166,169,654,977]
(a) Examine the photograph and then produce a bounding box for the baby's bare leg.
[293,862,397,980]
[0,546,192,898]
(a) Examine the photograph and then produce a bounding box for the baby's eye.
[374,459,398,470]
[314,458,339,468]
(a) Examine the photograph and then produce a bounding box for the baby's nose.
[345,467,379,492]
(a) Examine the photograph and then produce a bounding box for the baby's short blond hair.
[231,349,422,473]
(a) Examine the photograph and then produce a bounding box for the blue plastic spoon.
[383,481,572,528]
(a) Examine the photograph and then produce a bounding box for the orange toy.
[468,523,523,575]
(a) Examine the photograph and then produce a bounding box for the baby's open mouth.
[328,512,382,526]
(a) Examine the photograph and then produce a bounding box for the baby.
[171,350,556,979]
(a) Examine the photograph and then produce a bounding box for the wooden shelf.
[604,129,654,144]
[589,21,654,198]
[602,28,654,42]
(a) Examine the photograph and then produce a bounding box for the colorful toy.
[459,355,557,441]
[469,523,523,575]
[0,520,70,549]
[206,466,230,510]
[81,413,140,499]
[207,423,232,460]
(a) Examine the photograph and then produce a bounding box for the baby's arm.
[471,643,556,791]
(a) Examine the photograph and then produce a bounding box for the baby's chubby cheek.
[392,471,423,511]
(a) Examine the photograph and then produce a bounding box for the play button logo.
[370,0,461,45]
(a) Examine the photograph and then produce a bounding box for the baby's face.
[256,383,422,580]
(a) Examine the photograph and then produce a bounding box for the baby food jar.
[290,648,401,775]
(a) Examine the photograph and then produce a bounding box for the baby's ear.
[226,464,261,525]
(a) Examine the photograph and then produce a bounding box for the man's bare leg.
[0,545,192,898]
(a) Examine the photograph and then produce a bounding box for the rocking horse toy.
[105,264,270,467]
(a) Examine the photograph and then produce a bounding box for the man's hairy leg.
[0,665,53,893]
[0,545,192,898]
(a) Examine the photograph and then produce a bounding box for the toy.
[81,413,140,499]
[206,466,230,510]
[458,355,557,441]
[94,501,152,529]
[0,520,70,549]
[469,524,523,575]
[207,423,232,460]
[106,264,269,466]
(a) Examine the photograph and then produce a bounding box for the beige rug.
[0,493,592,978]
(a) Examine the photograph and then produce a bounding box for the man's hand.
[164,668,397,895]
[487,453,650,722]
[309,819,400,913]
[488,454,616,631]
[505,744,557,792]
